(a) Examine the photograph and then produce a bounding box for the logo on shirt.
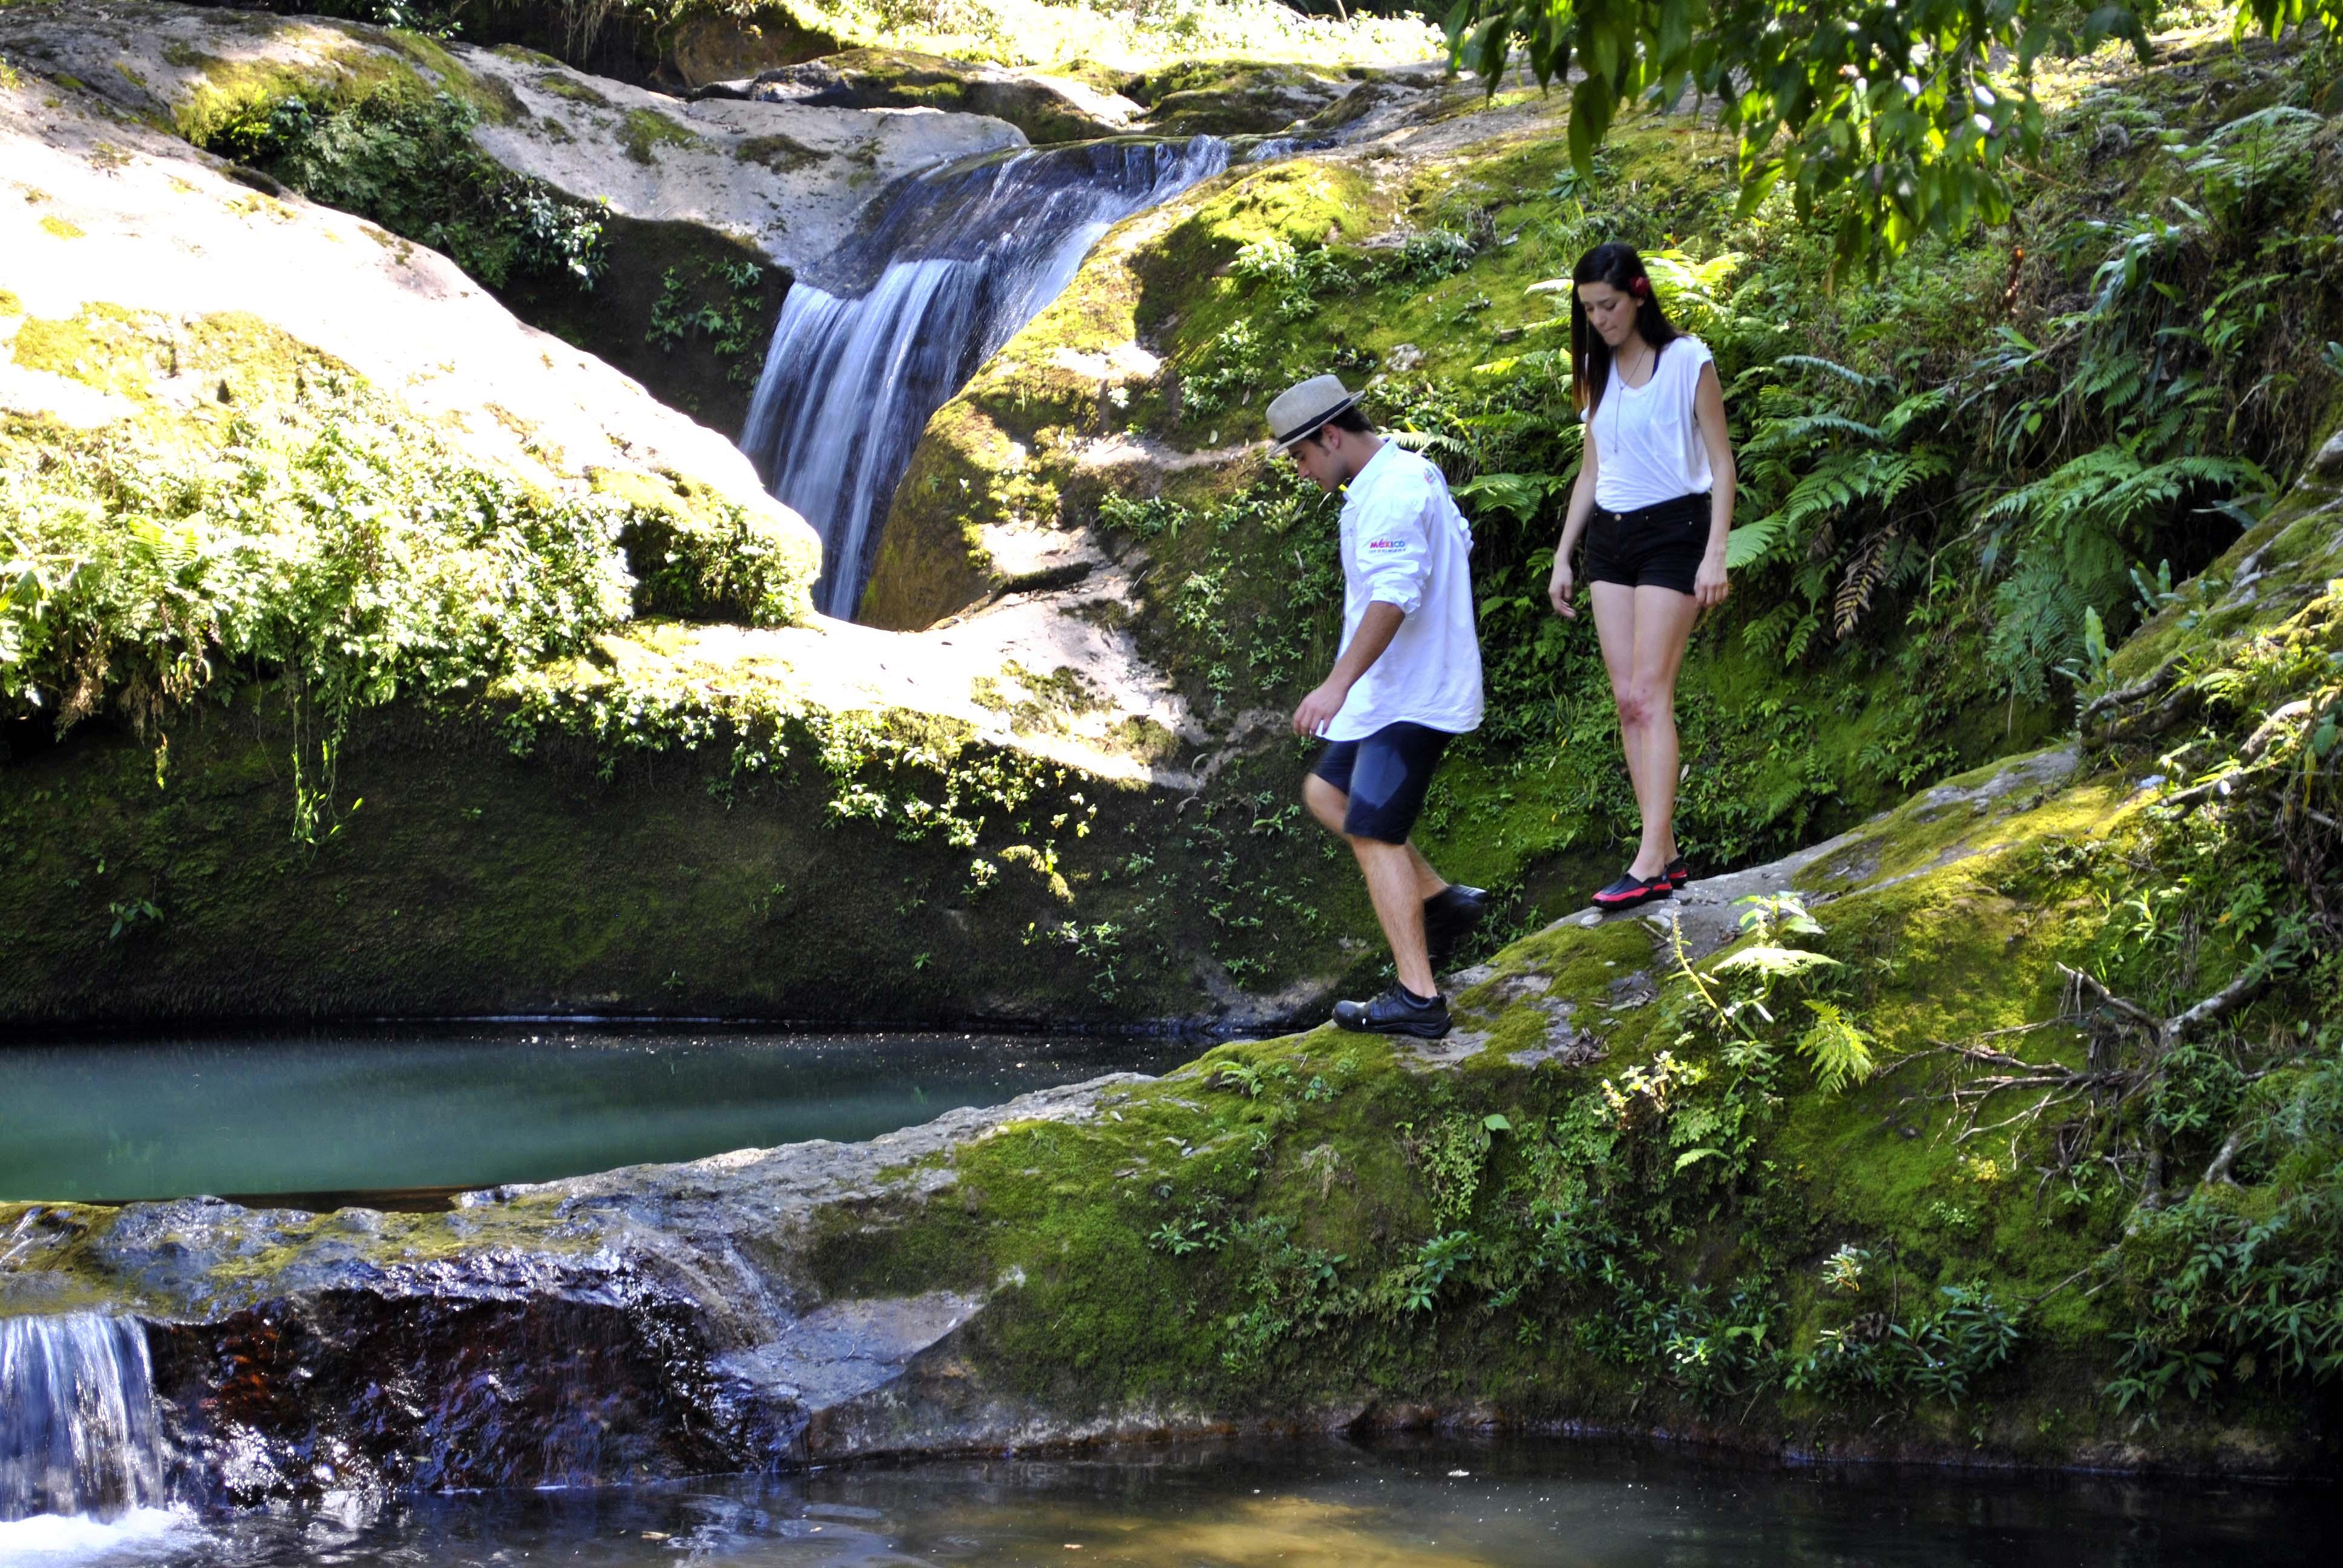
[1365,537,1406,553]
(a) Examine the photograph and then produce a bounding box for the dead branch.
[2203,1124,2253,1186]
[2079,656,2183,724]
[2242,699,2315,760]
[2059,965,2164,1038]
[2168,959,2280,1046]
[2148,769,2255,814]
[1914,958,2287,1197]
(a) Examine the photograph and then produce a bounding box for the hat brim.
[1270,394,1359,451]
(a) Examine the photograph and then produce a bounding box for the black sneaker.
[1424,883,1489,969]
[1591,871,1674,911]
[1332,983,1452,1039]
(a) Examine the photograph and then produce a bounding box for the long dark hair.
[1570,243,1681,417]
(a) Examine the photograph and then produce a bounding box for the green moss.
[618,106,699,165]
[494,212,788,434]
[1794,751,2111,897]
[1141,62,1340,137]
[858,399,1011,627]
[10,304,155,400]
[733,132,820,174]
[1133,158,1381,331]
[752,724,2307,1456]
[532,70,609,106]
[170,38,408,146]
[364,24,523,124]
[491,42,563,69]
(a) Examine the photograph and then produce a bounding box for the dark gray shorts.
[1310,721,1453,844]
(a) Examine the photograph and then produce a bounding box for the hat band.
[1274,396,1357,448]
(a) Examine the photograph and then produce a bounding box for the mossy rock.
[1132,60,1354,137]
[162,1,842,91]
[597,467,820,626]
[739,47,1133,145]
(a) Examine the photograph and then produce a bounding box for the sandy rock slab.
[0,32,801,540]
[0,0,1031,276]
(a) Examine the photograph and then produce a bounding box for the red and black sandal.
[1665,855,1690,889]
[1593,871,1675,911]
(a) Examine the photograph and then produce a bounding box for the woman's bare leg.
[1626,585,1701,878]
[1590,583,1652,851]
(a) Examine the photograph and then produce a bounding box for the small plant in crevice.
[646,258,771,382]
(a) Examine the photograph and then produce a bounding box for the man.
[1271,374,1487,1039]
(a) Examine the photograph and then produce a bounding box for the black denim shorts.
[1311,721,1453,844]
[1584,491,1711,596]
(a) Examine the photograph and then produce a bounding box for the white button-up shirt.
[1326,440,1484,742]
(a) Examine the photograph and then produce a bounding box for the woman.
[1548,243,1735,911]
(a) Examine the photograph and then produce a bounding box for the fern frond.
[1778,466,1862,530]
[1833,526,1898,638]
[1797,1000,1876,1094]
[1725,515,1790,571]
[1742,413,1883,455]
[1876,450,1953,505]
[1781,609,1822,664]
[1741,601,1801,656]
[1877,387,1951,441]
[1775,354,1886,391]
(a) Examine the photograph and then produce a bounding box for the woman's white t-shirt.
[1585,335,1714,512]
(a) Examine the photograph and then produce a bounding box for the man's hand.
[1694,551,1730,609]
[1547,554,1576,619]
[1292,679,1349,737]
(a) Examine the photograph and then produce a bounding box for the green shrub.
[197,85,606,290]
[1,377,634,745]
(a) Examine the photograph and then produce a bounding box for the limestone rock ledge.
[0,1080,1149,1501]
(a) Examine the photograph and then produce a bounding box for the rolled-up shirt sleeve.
[1349,474,1432,616]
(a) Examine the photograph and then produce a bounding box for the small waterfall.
[0,1315,166,1523]
[741,136,1230,619]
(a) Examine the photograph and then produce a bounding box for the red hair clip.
[1629,275,1650,298]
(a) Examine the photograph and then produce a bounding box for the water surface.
[0,1027,1170,1206]
[2,1438,2329,1567]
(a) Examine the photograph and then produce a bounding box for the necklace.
[1619,340,1653,385]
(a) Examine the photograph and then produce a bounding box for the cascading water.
[0,1314,166,1523]
[740,135,1230,619]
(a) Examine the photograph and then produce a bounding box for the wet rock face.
[149,1285,794,1505]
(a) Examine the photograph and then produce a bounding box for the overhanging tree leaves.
[1437,1,2343,270]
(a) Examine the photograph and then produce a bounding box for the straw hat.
[1265,374,1360,450]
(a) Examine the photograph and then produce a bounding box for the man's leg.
[1404,842,1448,901]
[1311,764,1446,898]
[1352,837,1437,998]
[1303,771,1349,835]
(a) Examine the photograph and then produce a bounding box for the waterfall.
[741,136,1231,619]
[0,1315,166,1523]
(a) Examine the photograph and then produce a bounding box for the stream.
[0,1027,1172,1208]
[2,1435,2331,1566]
[2,1031,2335,1563]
